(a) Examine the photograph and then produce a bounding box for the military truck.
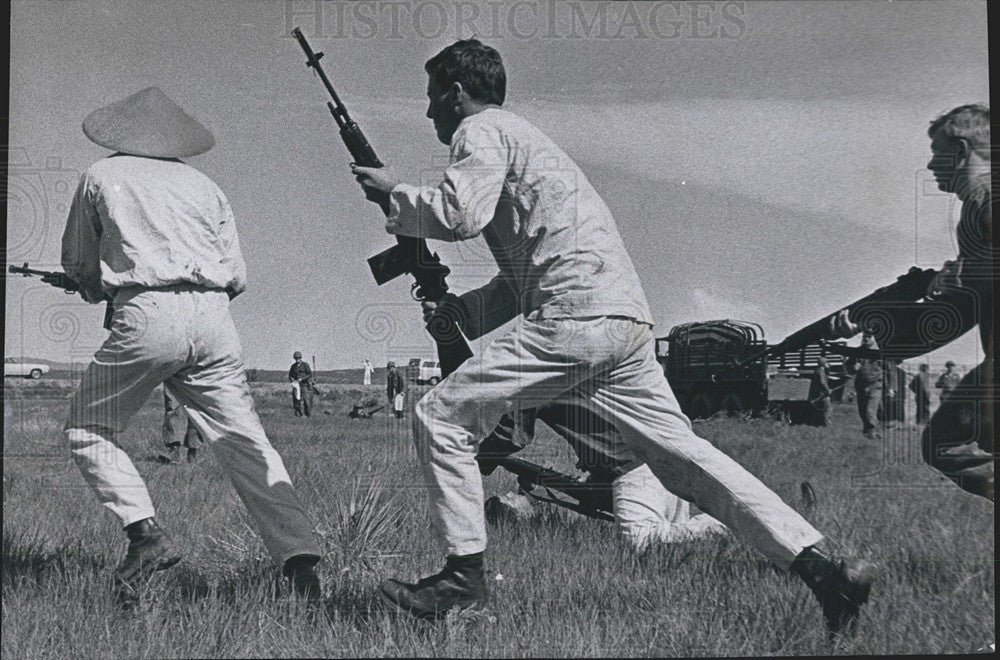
[655,319,848,421]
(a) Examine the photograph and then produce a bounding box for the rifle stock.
[292,28,473,374]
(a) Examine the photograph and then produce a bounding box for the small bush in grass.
[337,475,405,561]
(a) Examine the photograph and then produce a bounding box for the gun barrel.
[9,264,54,277]
[291,29,473,377]
[292,27,350,129]
[711,267,938,381]
[498,457,615,521]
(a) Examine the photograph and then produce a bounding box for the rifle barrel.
[9,264,60,278]
[711,267,937,380]
[292,28,350,129]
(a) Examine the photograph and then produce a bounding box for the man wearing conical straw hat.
[61,87,322,599]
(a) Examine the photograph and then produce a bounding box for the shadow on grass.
[163,559,386,628]
[2,528,108,590]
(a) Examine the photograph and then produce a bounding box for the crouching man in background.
[479,400,728,550]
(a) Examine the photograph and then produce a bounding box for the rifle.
[8,263,114,330]
[291,28,473,377]
[348,403,386,419]
[493,456,614,522]
[714,266,938,379]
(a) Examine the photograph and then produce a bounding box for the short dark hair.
[928,104,990,158]
[425,39,505,106]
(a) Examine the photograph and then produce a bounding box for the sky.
[5,0,990,370]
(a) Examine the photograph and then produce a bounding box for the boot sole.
[378,584,487,621]
[825,565,875,634]
[114,553,183,590]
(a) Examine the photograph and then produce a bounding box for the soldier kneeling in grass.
[480,399,728,549]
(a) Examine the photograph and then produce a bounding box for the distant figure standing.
[880,360,907,426]
[158,389,204,464]
[850,331,883,439]
[386,361,406,418]
[288,351,314,417]
[909,364,932,424]
[935,361,961,402]
[363,359,373,386]
[808,357,833,426]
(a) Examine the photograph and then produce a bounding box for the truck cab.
[656,320,849,422]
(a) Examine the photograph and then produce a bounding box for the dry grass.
[2,381,994,657]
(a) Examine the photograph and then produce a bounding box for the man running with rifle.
[58,87,322,600]
[828,104,993,501]
[351,38,876,635]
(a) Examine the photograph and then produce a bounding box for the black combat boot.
[379,553,489,620]
[282,554,323,601]
[114,518,182,590]
[790,546,876,636]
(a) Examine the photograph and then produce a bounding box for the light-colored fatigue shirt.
[62,154,247,303]
[387,108,653,339]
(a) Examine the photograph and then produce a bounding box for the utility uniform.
[851,337,884,438]
[865,174,992,498]
[935,369,960,401]
[386,108,824,566]
[387,367,407,418]
[160,388,204,463]
[909,370,932,425]
[62,153,319,565]
[808,363,833,427]
[288,359,314,417]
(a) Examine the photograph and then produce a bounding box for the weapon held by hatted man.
[8,262,114,330]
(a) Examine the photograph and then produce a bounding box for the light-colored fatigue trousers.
[65,285,319,564]
[412,316,824,568]
[613,463,728,550]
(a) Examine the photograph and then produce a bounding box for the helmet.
[387,361,396,368]
[293,351,302,359]
[945,360,956,368]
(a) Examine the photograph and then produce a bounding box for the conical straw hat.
[82,87,214,158]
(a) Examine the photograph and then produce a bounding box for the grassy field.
[2,379,994,657]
